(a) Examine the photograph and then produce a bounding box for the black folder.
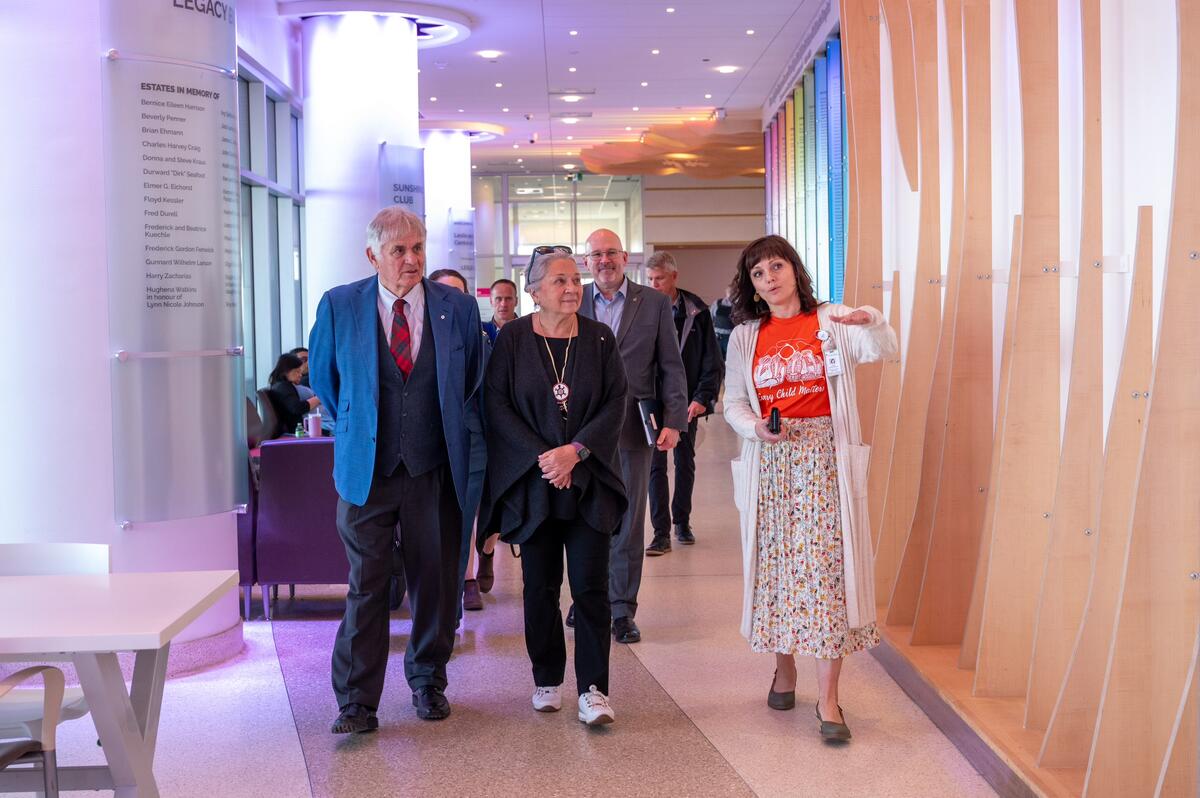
[637,398,664,447]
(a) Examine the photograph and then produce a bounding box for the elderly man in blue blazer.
[309,207,483,733]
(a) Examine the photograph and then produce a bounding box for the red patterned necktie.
[390,298,413,378]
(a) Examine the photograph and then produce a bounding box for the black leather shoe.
[612,616,641,644]
[674,524,696,544]
[476,550,495,593]
[413,686,451,720]
[565,604,576,628]
[645,534,671,556]
[767,670,795,710]
[816,702,851,742]
[331,703,378,734]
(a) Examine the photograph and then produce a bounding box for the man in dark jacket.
[644,251,725,553]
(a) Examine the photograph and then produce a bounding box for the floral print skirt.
[750,416,880,659]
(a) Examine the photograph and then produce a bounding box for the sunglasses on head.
[531,245,573,257]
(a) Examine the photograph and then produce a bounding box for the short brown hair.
[730,235,821,324]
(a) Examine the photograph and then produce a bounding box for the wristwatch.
[572,442,591,461]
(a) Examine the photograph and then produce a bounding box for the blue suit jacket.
[309,276,484,509]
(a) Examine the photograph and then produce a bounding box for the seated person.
[267,352,319,436]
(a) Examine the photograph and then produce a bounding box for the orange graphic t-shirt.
[753,311,832,419]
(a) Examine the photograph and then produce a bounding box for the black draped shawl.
[479,314,628,545]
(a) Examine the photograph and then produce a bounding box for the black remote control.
[768,407,781,435]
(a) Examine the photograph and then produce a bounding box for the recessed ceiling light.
[569,29,578,36]
[494,82,503,88]
[705,93,712,99]
[716,65,738,74]
[666,7,675,12]
[625,126,632,131]
[632,106,639,111]
[457,108,464,112]
[566,135,574,140]
[477,49,502,59]
[502,107,510,112]
[472,164,477,169]
[568,66,577,72]
[651,49,660,55]
[561,117,579,124]
[513,143,520,149]
[746,29,755,35]
[561,95,583,103]
[429,96,438,101]
[516,158,523,163]
[640,81,649,87]
[689,116,697,120]
[562,163,577,169]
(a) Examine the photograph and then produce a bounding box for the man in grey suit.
[574,228,688,644]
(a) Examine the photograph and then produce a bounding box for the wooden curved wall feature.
[841,0,885,438]
[1023,0,1104,730]
[972,0,1061,697]
[1039,206,1153,767]
[873,0,943,604]
[1085,0,1200,786]
[868,271,903,550]
[886,0,966,627]
[1155,633,1197,797]
[879,0,918,192]
[959,214,1021,669]
[910,0,993,645]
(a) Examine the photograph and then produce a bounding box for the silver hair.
[525,252,575,295]
[645,251,678,273]
[366,207,426,255]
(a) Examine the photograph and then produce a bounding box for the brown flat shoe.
[463,579,484,611]
[476,550,495,593]
[767,669,795,710]
[816,702,851,742]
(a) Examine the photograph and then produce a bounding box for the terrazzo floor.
[20,416,995,797]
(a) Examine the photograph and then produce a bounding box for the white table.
[0,569,237,797]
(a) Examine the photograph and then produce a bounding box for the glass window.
[237,77,251,172]
[290,114,301,194]
[265,98,278,183]
[239,183,256,399]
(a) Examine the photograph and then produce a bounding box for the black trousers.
[648,417,699,532]
[520,518,611,696]
[331,463,462,710]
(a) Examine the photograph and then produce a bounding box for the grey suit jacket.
[580,280,688,449]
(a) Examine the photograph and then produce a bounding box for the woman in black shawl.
[480,248,628,726]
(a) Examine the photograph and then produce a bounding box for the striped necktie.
[390,298,413,378]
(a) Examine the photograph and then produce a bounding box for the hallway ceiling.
[416,0,827,175]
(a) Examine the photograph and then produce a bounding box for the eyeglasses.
[586,248,624,261]
[532,244,573,257]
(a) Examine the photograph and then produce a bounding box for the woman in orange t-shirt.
[723,235,897,744]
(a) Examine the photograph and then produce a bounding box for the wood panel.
[1039,206,1153,766]
[959,216,1022,669]
[973,0,1062,696]
[911,0,993,645]
[886,0,965,627]
[842,0,885,438]
[873,0,943,604]
[880,0,918,192]
[1085,1,1200,786]
[1024,0,1105,729]
[868,271,903,549]
[1154,632,1197,797]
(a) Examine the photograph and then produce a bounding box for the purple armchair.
[254,437,348,619]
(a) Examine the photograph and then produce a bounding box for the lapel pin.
[440,314,446,320]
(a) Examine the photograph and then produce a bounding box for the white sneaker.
[577,685,615,726]
[532,685,562,712]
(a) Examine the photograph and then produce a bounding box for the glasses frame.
[585,248,625,262]
[532,244,574,257]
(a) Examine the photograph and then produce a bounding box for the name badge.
[824,349,845,377]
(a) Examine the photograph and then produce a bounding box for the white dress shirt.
[377,278,425,360]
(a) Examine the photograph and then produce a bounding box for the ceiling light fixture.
[666,7,675,12]
[516,158,523,163]
[477,49,502,59]
[457,108,464,112]
[472,164,477,169]
[502,107,510,112]
[561,117,579,124]
[568,66,577,72]
[569,29,578,36]
[716,65,738,74]
[705,93,712,99]
[561,95,583,103]
[746,29,755,35]
[625,126,632,131]
[562,163,576,169]
[429,96,438,101]
[640,81,648,87]
[651,49,660,55]
[513,143,520,149]
[566,135,574,140]
[494,82,503,88]
[632,106,640,111]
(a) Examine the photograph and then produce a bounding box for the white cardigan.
[723,303,898,638]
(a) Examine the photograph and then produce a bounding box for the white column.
[421,129,474,277]
[301,13,420,318]
[1,1,237,642]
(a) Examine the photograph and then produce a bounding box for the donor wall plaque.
[102,0,243,523]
